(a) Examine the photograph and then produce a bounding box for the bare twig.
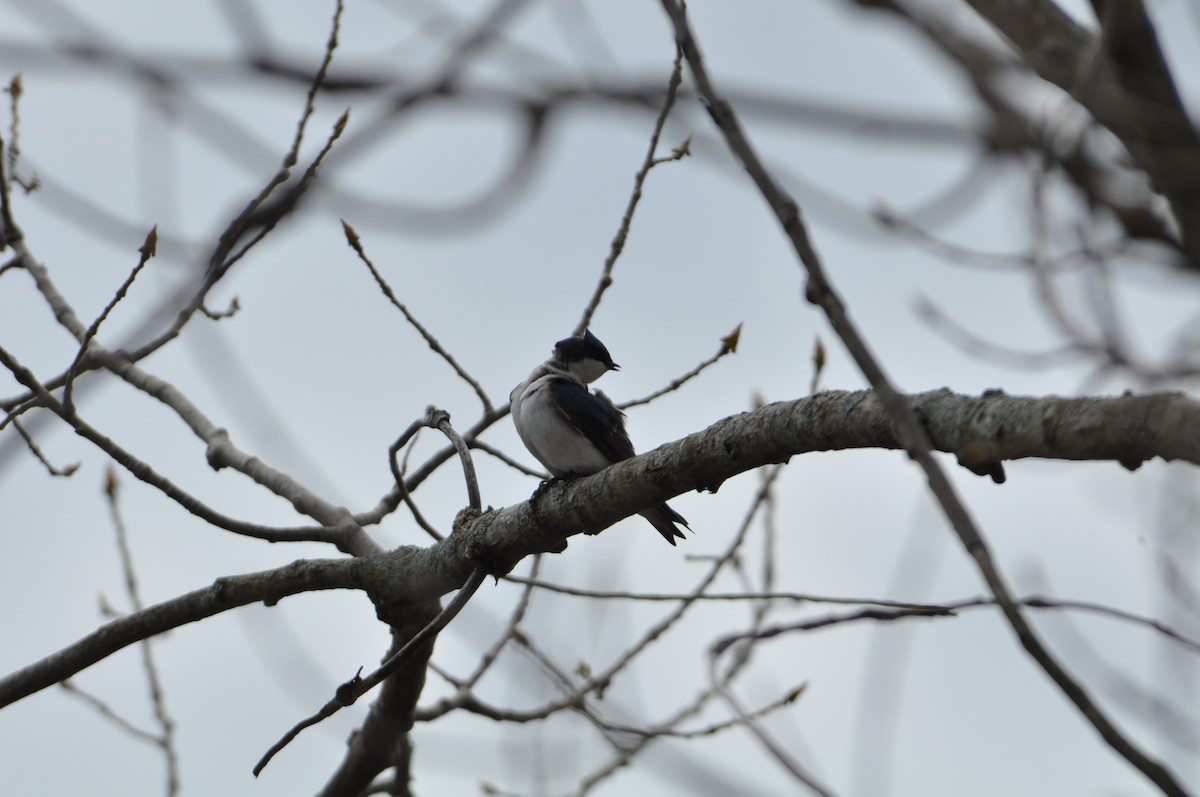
[0,134,17,249]
[707,656,836,797]
[875,202,1103,272]
[345,405,509,533]
[389,418,444,541]
[342,220,493,413]
[713,605,955,656]
[608,683,808,742]
[60,680,161,745]
[10,417,78,476]
[208,0,343,274]
[62,226,158,415]
[501,576,944,610]
[199,296,239,320]
[387,407,483,539]
[620,323,740,409]
[575,43,689,337]
[809,336,825,395]
[417,557,545,721]
[1018,595,1200,654]
[104,467,179,797]
[917,296,1087,371]
[253,567,488,777]
[463,556,541,688]
[545,466,788,797]
[0,342,375,549]
[4,75,33,195]
[401,483,444,541]
[426,468,786,781]
[469,437,546,478]
[190,108,348,308]
[116,0,348,366]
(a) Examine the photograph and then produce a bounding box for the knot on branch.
[334,668,363,707]
[423,405,451,429]
[205,429,231,470]
[956,440,1007,484]
[952,389,1010,484]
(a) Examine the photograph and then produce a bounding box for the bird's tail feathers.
[639,502,689,546]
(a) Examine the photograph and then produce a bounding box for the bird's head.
[553,329,619,383]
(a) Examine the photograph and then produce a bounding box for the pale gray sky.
[1,1,1198,796]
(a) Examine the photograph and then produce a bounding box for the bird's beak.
[610,363,621,371]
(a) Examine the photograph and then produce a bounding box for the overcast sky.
[1,1,1198,796]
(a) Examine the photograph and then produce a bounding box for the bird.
[510,330,689,545]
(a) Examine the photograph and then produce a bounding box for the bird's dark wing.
[547,378,635,463]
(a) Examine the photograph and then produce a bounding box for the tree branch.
[0,558,364,709]
[3,388,1196,710]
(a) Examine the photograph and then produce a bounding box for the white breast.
[512,375,611,477]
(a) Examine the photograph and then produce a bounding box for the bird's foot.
[532,473,582,501]
[532,477,563,500]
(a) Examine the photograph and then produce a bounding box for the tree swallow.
[510,330,689,545]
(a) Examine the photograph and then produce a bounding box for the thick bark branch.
[0,558,364,709]
[3,388,1195,711]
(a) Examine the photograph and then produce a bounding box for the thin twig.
[748,461,781,666]
[389,418,443,540]
[575,43,689,336]
[208,0,343,273]
[253,567,488,777]
[713,605,955,656]
[707,656,837,797]
[192,107,348,300]
[546,467,789,797]
[5,75,22,190]
[104,467,180,797]
[120,0,347,365]
[342,220,493,413]
[342,405,509,532]
[393,426,446,539]
[60,680,162,745]
[501,576,945,610]
[809,336,826,395]
[466,556,542,687]
[0,132,18,249]
[0,342,366,546]
[620,323,740,409]
[10,417,78,476]
[648,684,808,740]
[62,226,158,415]
[3,75,36,196]
[199,296,240,320]
[425,473,785,768]
[917,297,1087,370]
[387,407,483,537]
[469,437,546,477]
[581,465,783,693]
